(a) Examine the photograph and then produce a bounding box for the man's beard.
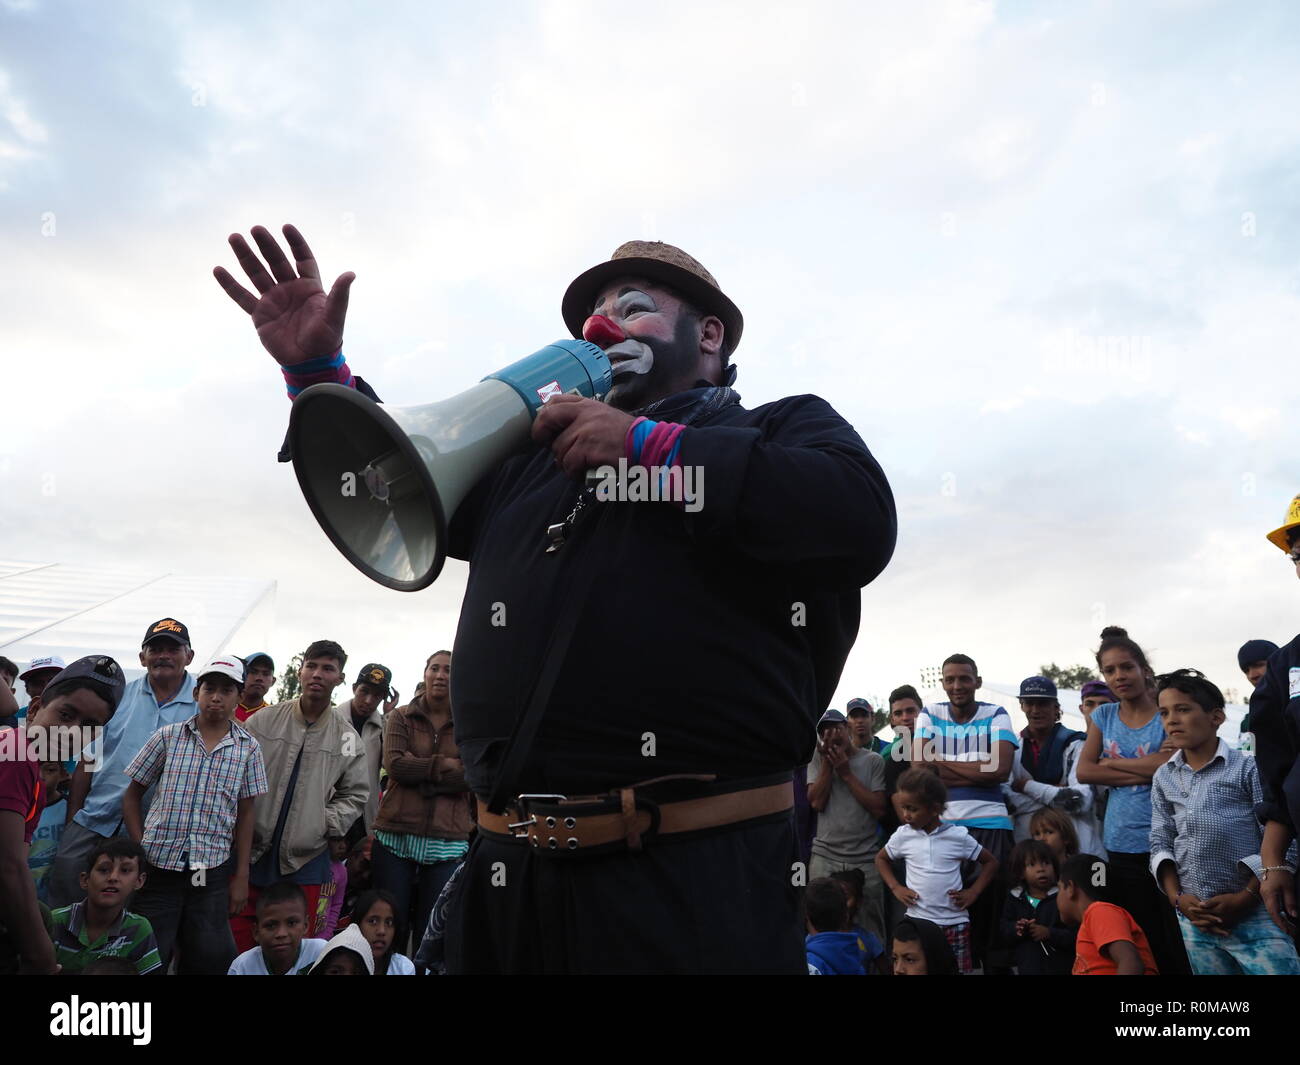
[605,314,700,412]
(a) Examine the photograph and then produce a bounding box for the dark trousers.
[964,827,1014,974]
[446,813,806,975]
[132,857,237,975]
[371,837,458,966]
[1106,850,1191,975]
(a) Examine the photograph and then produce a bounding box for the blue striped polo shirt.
[916,701,1019,831]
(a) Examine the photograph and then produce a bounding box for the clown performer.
[215,225,897,974]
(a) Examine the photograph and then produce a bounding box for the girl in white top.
[354,889,416,975]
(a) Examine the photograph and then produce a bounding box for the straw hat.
[562,241,744,355]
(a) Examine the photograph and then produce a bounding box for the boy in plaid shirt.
[123,656,267,974]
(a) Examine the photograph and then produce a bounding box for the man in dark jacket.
[217,228,897,973]
[1250,494,1300,933]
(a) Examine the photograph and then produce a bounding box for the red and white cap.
[197,656,246,685]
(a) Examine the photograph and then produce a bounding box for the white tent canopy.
[0,560,275,686]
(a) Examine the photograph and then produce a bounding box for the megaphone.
[287,339,613,591]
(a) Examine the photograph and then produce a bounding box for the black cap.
[817,708,848,731]
[142,618,190,647]
[846,697,872,716]
[1237,640,1279,671]
[355,663,392,696]
[1018,675,1058,700]
[45,655,127,711]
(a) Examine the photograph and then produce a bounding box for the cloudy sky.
[2,0,1299,710]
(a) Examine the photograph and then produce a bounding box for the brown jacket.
[373,695,473,841]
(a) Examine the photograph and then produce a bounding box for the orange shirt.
[1072,901,1159,975]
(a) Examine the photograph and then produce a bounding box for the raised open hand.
[214,224,355,367]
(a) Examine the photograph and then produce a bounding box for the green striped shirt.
[50,902,162,975]
[374,830,468,865]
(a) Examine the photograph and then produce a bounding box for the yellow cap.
[1266,494,1300,552]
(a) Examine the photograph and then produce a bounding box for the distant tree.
[1038,662,1096,691]
[277,653,304,703]
[872,707,889,734]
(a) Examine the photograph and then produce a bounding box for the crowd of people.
[2,610,1299,977]
[4,224,1300,976]
[793,626,1300,976]
[0,623,469,976]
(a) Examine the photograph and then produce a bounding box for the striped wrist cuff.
[283,350,354,398]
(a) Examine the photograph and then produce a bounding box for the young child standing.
[875,768,999,974]
[1150,668,1300,975]
[997,840,1075,974]
[48,838,162,976]
[1057,854,1158,975]
[352,889,416,974]
[123,656,268,975]
[228,882,327,975]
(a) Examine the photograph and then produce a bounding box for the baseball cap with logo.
[20,655,67,681]
[846,697,873,716]
[196,656,245,687]
[1018,676,1058,700]
[142,618,190,647]
[356,663,392,696]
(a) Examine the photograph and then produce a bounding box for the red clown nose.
[582,314,626,349]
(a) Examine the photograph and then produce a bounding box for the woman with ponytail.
[1076,627,1190,974]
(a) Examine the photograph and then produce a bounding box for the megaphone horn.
[287,339,613,591]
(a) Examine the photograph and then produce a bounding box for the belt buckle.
[508,793,568,840]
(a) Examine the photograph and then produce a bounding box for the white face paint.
[604,337,655,378]
[595,287,660,381]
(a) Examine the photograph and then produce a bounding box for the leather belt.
[477,780,793,854]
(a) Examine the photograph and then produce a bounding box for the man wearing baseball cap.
[122,655,268,974]
[846,697,886,755]
[333,662,396,840]
[219,228,897,973]
[236,652,276,722]
[1005,675,1104,856]
[808,708,888,944]
[47,619,198,908]
[14,655,68,725]
[1250,495,1300,932]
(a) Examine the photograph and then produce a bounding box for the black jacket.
[997,888,1075,975]
[1250,634,1300,831]
[445,388,897,796]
